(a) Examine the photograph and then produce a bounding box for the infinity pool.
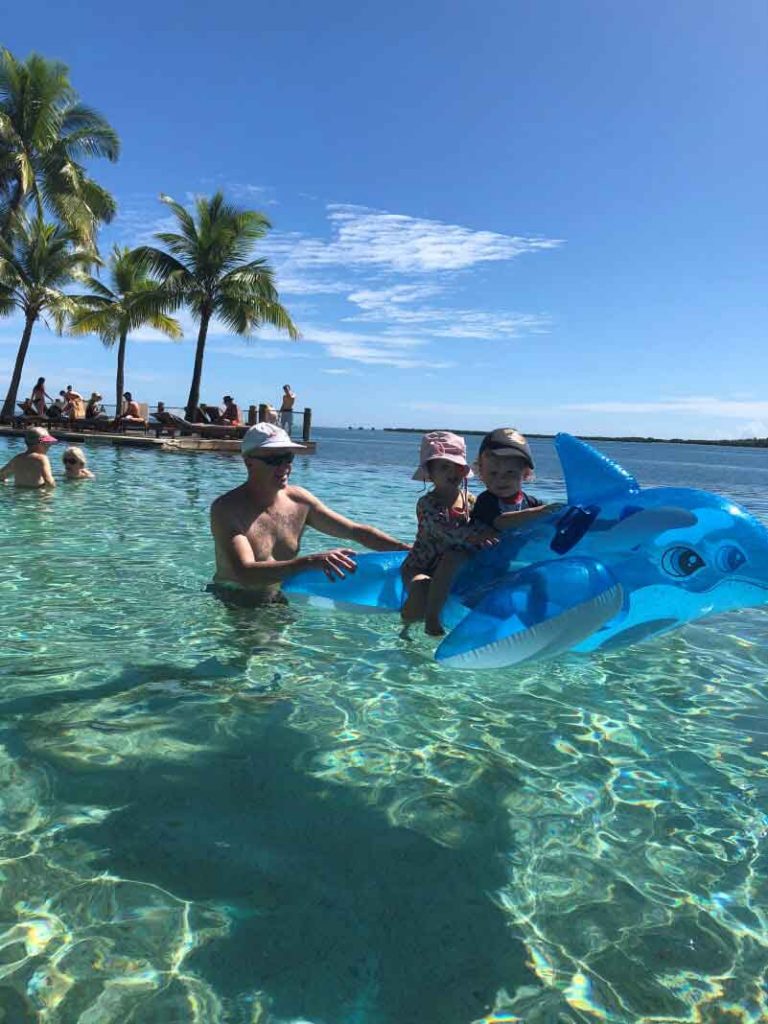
[1,429,767,1023]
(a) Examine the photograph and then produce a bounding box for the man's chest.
[243,501,308,557]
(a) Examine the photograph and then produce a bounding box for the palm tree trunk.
[185,310,211,421]
[1,313,37,420]
[115,329,127,419]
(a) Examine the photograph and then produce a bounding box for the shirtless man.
[279,384,296,435]
[120,392,145,424]
[210,423,409,604]
[0,427,57,488]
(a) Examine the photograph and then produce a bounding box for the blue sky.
[3,0,767,437]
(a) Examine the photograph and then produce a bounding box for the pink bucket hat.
[412,431,472,481]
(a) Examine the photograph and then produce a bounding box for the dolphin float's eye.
[717,545,746,573]
[662,546,706,578]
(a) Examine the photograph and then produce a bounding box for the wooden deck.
[0,424,317,454]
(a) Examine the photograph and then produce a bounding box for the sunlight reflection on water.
[0,430,766,1022]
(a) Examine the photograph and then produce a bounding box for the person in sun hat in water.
[0,426,57,488]
[210,423,410,606]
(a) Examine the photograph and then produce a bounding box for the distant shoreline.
[381,428,768,449]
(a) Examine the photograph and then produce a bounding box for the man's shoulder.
[282,484,316,506]
[211,485,247,513]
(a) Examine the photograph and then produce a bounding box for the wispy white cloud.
[566,396,768,418]
[277,277,352,296]
[272,204,562,274]
[299,325,454,369]
[322,368,361,376]
[345,285,550,339]
[209,343,310,361]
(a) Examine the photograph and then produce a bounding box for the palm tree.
[133,192,299,421]
[0,48,119,246]
[70,246,182,417]
[0,214,95,419]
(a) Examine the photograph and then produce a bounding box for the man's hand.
[308,548,358,581]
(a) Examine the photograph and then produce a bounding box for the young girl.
[62,446,95,480]
[401,431,491,636]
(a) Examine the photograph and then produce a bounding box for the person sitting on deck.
[220,396,242,425]
[119,392,146,426]
[48,392,67,420]
[209,423,411,606]
[86,393,109,420]
[152,401,172,423]
[64,386,85,420]
[0,427,57,488]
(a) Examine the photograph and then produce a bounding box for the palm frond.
[131,244,191,283]
[59,103,120,160]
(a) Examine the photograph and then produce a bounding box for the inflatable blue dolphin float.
[284,434,768,668]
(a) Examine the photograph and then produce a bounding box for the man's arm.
[303,491,410,551]
[0,456,16,482]
[211,501,357,582]
[41,455,56,488]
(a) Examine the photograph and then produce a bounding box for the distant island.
[383,429,768,448]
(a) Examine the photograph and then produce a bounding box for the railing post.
[248,404,257,425]
[302,407,312,442]
[258,403,267,423]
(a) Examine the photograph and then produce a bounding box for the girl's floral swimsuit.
[402,490,477,576]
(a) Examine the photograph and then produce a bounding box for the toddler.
[471,428,553,530]
[62,446,94,480]
[423,428,559,636]
[401,431,494,636]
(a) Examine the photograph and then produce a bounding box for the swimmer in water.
[0,427,57,488]
[210,423,410,606]
[62,446,95,480]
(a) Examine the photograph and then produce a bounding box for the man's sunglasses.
[248,452,295,466]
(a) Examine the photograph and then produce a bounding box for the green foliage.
[0,212,95,319]
[0,48,119,246]
[133,192,299,417]
[0,212,96,416]
[71,245,182,344]
[70,245,182,412]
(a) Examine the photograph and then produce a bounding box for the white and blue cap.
[241,422,306,456]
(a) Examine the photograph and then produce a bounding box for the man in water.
[0,427,57,488]
[279,384,296,435]
[210,423,409,604]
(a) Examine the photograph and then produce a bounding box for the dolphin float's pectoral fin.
[556,433,640,505]
[600,506,698,549]
[282,551,407,611]
[435,558,624,669]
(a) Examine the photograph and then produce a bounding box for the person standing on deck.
[279,384,296,435]
[210,423,410,605]
[31,378,52,416]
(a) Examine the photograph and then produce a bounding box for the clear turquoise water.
[1,429,767,1023]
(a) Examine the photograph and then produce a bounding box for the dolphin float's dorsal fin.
[555,433,640,506]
